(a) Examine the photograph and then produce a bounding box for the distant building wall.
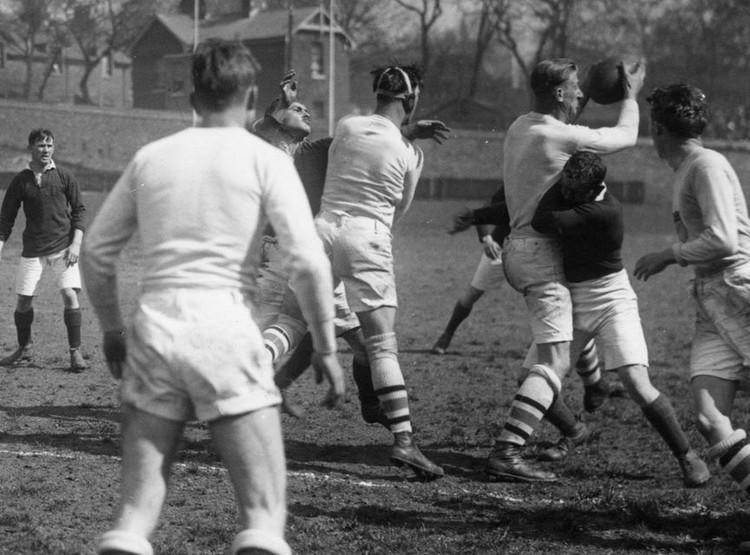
[0,100,749,205]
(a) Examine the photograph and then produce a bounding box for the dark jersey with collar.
[531,182,623,282]
[0,165,86,257]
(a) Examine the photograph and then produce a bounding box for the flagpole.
[192,0,199,125]
[328,0,335,136]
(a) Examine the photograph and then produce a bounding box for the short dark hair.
[191,38,256,113]
[646,84,707,138]
[371,64,423,101]
[530,59,577,99]
[562,151,607,191]
[28,128,53,146]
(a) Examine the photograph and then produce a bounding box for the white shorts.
[502,236,572,344]
[689,262,750,390]
[15,251,81,296]
[315,211,397,312]
[122,288,280,422]
[470,252,505,291]
[524,269,648,370]
[255,236,359,335]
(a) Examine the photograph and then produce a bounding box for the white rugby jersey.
[503,98,639,238]
[671,146,750,276]
[83,126,333,324]
[319,114,423,228]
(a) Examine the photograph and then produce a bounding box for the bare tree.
[36,24,69,101]
[483,0,578,88]
[0,0,56,99]
[58,0,174,105]
[392,0,443,72]
[459,0,496,99]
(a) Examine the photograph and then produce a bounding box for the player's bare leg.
[97,405,184,555]
[1,294,35,366]
[487,341,569,482]
[210,407,290,555]
[358,306,443,480]
[693,376,750,494]
[617,364,709,487]
[432,285,484,354]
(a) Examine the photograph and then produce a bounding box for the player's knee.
[528,363,562,396]
[61,288,79,308]
[616,364,657,406]
[364,332,398,363]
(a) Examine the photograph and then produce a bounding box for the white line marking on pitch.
[0,447,393,490]
[0,446,726,516]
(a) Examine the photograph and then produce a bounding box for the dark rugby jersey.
[294,137,332,215]
[531,182,623,282]
[264,137,332,238]
[0,165,86,257]
[472,187,511,244]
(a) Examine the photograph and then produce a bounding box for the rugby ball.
[584,57,627,105]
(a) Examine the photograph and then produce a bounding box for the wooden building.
[129,5,353,120]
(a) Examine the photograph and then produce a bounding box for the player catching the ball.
[485,56,646,482]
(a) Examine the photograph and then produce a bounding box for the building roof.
[144,6,353,53]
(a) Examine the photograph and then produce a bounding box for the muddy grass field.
[0,196,748,554]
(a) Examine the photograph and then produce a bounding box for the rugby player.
[530,151,709,486]
[486,57,645,482]
[0,129,88,371]
[635,84,750,546]
[312,64,444,480]
[83,39,342,555]
[254,71,448,426]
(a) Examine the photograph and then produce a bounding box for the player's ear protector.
[374,66,414,100]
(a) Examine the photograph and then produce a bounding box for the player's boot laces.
[486,442,557,482]
[678,449,710,488]
[390,431,444,481]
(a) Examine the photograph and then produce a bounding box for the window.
[0,43,6,69]
[311,42,324,80]
[101,54,113,79]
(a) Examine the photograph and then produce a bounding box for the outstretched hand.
[449,207,474,234]
[620,58,646,99]
[279,69,298,107]
[634,249,674,281]
[311,351,345,409]
[403,120,451,144]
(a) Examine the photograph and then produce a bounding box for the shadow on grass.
[289,497,749,553]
